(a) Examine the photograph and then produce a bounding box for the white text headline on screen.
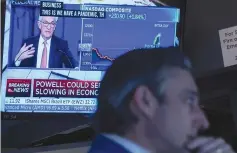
[34,88,98,96]
[9,83,30,88]
[41,1,63,9]
[40,9,106,18]
[33,80,100,97]
[8,83,30,93]
[35,80,100,88]
[40,1,106,18]
[80,5,132,13]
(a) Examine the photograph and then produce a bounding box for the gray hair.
[93,66,181,135]
[93,47,193,135]
[38,16,58,22]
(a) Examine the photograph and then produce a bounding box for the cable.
[57,49,74,68]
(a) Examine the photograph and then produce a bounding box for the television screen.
[1,0,182,114]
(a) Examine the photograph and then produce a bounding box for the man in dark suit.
[88,48,235,153]
[13,16,77,68]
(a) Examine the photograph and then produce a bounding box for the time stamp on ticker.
[5,98,97,105]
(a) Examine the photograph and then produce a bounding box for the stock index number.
[109,13,126,19]
[85,24,94,28]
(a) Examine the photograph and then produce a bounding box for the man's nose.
[194,106,210,130]
[200,110,209,130]
[46,25,51,30]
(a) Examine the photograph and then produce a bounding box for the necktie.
[40,41,47,68]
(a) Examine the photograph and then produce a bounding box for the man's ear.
[37,21,41,30]
[132,85,159,119]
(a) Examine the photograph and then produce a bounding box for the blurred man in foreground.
[88,47,235,153]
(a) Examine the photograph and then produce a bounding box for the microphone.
[57,49,74,68]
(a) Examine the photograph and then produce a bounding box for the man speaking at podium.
[13,16,77,68]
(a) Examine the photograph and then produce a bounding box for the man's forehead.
[180,88,199,96]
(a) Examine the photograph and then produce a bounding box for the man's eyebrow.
[42,20,56,23]
[182,89,199,97]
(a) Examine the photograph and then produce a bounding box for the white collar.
[104,134,150,153]
[39,35,52,45]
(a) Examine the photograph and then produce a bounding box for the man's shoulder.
[88,135,129,153]
[52,35,67,45]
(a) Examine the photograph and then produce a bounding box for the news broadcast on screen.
[1,0,180,114]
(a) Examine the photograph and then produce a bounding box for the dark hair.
[92,47,192,135]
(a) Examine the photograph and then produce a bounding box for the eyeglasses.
[40,21,56,28]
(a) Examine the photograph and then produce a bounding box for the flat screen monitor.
[1,0,185,117]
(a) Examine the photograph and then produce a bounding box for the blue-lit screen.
[1,0,180,113]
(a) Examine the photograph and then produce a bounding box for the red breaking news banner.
[6,79,32,97]
[33,79,100,98]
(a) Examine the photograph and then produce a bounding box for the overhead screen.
[1,0,182,114]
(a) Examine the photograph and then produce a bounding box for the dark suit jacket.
[12,35,77,68]
[88,135,130,153]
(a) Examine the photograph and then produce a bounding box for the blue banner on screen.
[1,0,180,113]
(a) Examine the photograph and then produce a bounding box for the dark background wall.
[184,0,237,74]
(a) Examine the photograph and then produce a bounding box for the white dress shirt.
[15,35,51,68]
[104,134,151,153]
[36,35,51,68]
